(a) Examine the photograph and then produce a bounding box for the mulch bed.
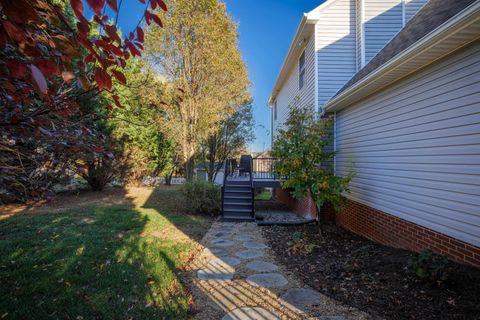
[262,224,480,320]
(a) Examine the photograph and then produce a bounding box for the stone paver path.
[186,220,370,320]
[281,288,322,312]
[247,273,289,288]
[246,260,279,273]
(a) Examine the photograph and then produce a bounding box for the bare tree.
[201,103,255,182]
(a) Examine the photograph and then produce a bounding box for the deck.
[226,173,281,188]
[221,156,283,220]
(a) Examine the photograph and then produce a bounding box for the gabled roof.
[267,0,340,107]
[326,0,480,111]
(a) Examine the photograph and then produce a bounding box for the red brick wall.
[273,188,317,219]
[273,188,480,268]
[273,188,336,223]
[336,199,480,268]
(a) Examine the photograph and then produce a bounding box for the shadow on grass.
[141,186,214,243]
[0,187,211,319]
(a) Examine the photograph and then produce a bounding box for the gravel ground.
[255,200,312,224]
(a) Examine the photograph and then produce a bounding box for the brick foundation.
[273,188,317,219]
[273,188,480,268]
[336,199,480,268]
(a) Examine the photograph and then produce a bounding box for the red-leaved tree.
[0,0,166,202]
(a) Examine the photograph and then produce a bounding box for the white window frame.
[299,50,306,90]
[273,101,277,121]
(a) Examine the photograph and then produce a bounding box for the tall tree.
[201,102,255,182]
[110,59,177,181]
[145,0,250,180]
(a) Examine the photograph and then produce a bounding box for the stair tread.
[225,185,252,190]
[223,208,253,213]
[224,202,252,206]
[224,195,252,199]
[221,216,256,221]
[223,211,254,216]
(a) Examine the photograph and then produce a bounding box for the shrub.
[79,158,117,192]
[410,249,449,286]
[181,180,221,216]
[272,102,352,233]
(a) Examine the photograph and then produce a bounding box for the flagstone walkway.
[186,220,370,320]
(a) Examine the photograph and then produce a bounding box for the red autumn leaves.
[0,0,166,101]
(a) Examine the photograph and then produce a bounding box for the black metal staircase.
[221,155,255,221]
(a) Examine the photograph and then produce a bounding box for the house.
[195,162,225,185]
[268,0,480,268]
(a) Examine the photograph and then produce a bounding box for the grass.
[255,190,272,201]
[0,187,212,320]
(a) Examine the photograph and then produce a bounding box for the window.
[273,101,277,121]
[299,50,305,90]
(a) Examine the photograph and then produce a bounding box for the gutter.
[325,0,480,112]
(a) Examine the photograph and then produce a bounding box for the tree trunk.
[309,187,324,235]
[185,156,195,181]
[207,153,216,182]
[165,171,173,185]
[205,134,217,182]
[212,161,222,183]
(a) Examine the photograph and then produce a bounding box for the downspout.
[334,111,337,176]
[314,23,319,114]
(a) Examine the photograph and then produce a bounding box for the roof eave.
[267,13,318,107]
[325,1,480,113]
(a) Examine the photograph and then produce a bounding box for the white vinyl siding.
[405,0,428,23]
[363,0,403,65]
[273,35,316,136]
[335,42,480,247]
[356,0,364,70]
[316,0,357,112]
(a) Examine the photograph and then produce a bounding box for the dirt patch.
[262,224,480,320]
[0,186,169,218]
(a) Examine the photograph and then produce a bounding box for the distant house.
[195,162,224,185]
[268,0,480,268]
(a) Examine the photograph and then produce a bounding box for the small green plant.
[291,231,304,241]
[255,190,272,201]
[410,249,449,286]
[272,101,352,233]
[180,180,221,216]
[287,231,318,255]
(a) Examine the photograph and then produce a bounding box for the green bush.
[181,180,221,216]
[410,249,449,286]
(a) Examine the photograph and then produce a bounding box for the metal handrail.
[252,157,278,180]
[248,155,255,218]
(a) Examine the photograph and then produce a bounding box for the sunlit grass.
[255,190,272,201]
[0,188,212,319]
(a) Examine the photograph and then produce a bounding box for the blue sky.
[225,0,322,152]
[86,0,323,152]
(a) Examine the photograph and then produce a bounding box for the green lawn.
[0,187,212,320]
[255,190,272,201]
